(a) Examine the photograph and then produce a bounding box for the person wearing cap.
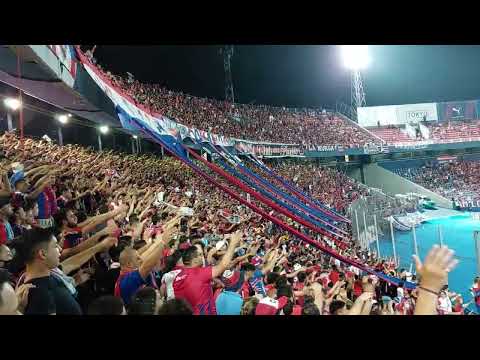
[255,283,289,315]
[10,170,56,229]
[10,170,52,208]
[0,194,14,245]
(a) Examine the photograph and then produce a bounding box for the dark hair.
[151,213,160,226]
[277,285,293,299]
[164,250,183,273]
[23,199,37,212]
[302,302,320,315]
[329,300,346,315]
[282,299,294,315]
[108,240,131,262]
[297,271,307,283]
[241,263,256,272]
[0,268,10,308]
[275,276,288,289]
[129,214,140,225]
[88,296,125,315]
[129,287,157,315]
[54,208,69,227]
[181,246,198,266]
[14,228,54,265]
[266,272,280,285]
[133,240,146,250]
[157,298,193,315]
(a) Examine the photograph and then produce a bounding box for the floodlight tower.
[341,45,370,121]
[222,45,235,103]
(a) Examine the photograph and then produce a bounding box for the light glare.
[57,114,69,124]
[341,45,371,70]
[3,98,21,111]
[99,125,109,134]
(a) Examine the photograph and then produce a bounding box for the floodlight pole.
[57,126,64,146]
[351,70,366,122]
[222,46,235,103]
[6,112,13,131]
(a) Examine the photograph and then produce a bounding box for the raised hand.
[413,245,458,293]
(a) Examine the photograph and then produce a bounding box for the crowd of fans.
[0,130,476,315]
[267,160,368,215]
[395,160,480,207]
[83,50,378,148]
[429,120,480,142]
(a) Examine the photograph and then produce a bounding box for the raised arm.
[61,226,113,260]
[414,245,458,315]
[137,217,179,279]
[26,174,54,200]
[78,205,127,234]
[212,231,242,279]
[61,236,116,275]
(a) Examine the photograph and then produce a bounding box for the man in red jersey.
[170,231,242,315]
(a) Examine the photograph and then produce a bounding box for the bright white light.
[132,135,138,139]
[99,125,109,134]
[3,98,21,111]
[57,114,69,124]
[341,45,371,70]
[67,114,72,118]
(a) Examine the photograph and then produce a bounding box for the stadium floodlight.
[3,98,21,111]
[341,45,371,70]
[57,114,69,124]
[340,45,369,121]
[99,125,109,134]
[132,135,138,139]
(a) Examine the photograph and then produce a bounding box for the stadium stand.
[89,59,379,147]
[0,47,473,316]
[395,160,480,207]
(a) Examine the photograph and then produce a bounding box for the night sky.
[94,45,480,109]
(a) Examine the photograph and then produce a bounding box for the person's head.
[0,244,13,265]
[277,285,294,302]
[12,206,26,224]
[61,188,73,202]
[11,172,29,193]
[297,271,307,283]
[88,296,126,315]
[181,246,203,268]
[17,228,61,270]
[157,298,193,315]
[119,248,142,270]
[129,287,162,315]
[193,241,205,259]
[55,208,78,228]
[240,297,259,315]
[0,195,13,219]
[0,269,19,315]
[330,300,347,315]
[302,302,320,315]
[241,262,256,280]
[266,271,280,285]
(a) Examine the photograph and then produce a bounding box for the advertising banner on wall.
[357,105,397,127]
[234,140,304,157]
[358,103,438,127]
[436,100,477,122]
[396,103,438,124]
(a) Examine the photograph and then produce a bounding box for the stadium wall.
[362,163,452,208]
